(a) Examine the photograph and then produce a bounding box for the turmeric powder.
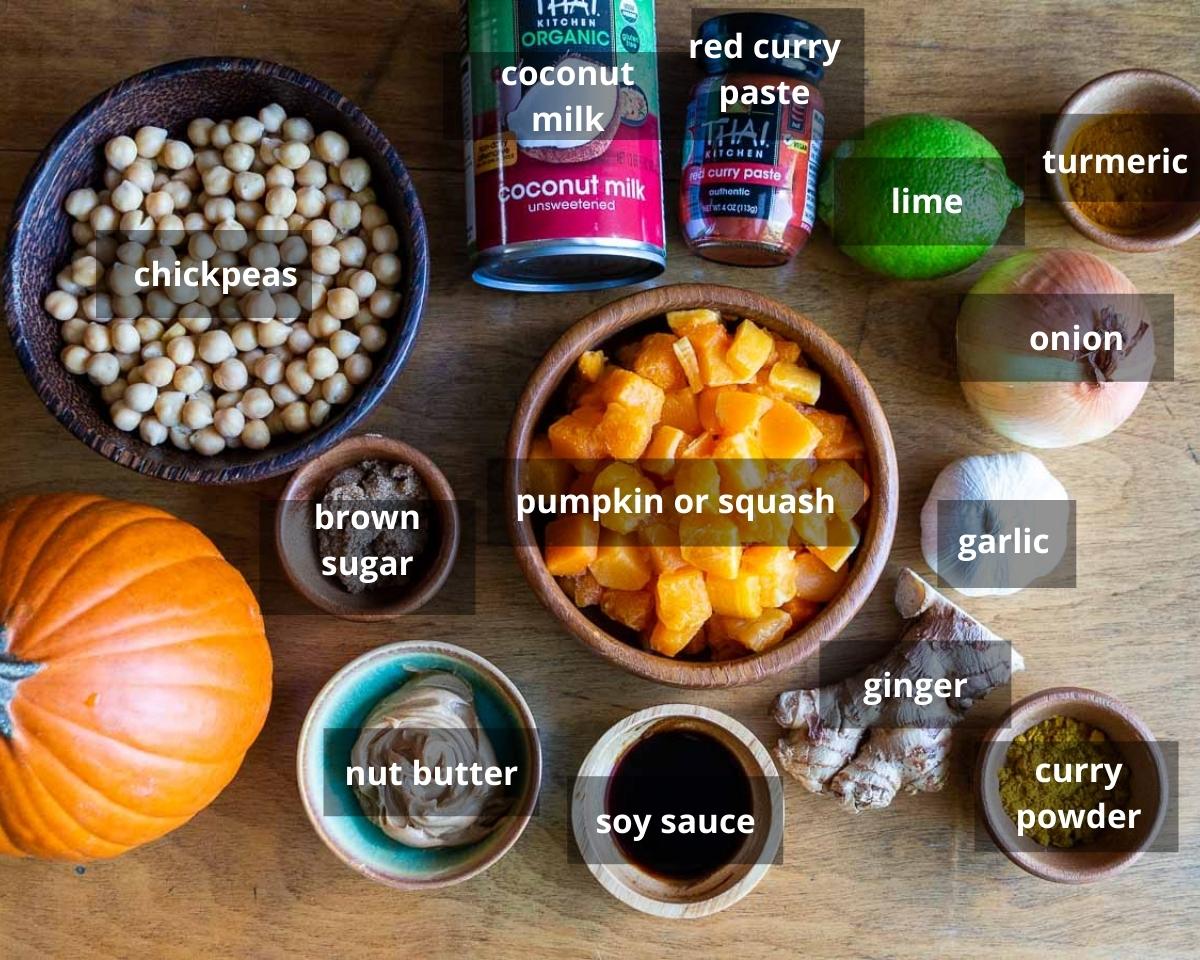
[1067,113,1191,232]
[998,715,1131,848]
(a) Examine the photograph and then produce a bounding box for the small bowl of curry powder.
[975,687,1169,883]
[1049,69,1200,251]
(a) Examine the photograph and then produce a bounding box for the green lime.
[817,114,1023,280]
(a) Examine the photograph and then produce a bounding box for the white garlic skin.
[919,452,1069,598]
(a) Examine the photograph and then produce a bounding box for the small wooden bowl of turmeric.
[506,283,898,688]
[1049,69,1200,251]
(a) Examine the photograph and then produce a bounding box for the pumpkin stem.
[0,627,40,739]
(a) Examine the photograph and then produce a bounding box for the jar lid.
[697,13,828,82]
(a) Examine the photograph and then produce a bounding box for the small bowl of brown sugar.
[276,433,459,619]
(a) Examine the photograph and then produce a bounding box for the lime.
[817,114,1023,280]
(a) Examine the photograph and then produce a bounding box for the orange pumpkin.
[0,494,272,860]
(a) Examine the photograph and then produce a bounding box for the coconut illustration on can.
[462,0,666,292]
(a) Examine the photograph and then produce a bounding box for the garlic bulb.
[920,452,1069,597]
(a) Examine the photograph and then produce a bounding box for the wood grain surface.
[1,1,1197,958]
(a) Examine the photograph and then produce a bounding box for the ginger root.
[773,568,1023,812]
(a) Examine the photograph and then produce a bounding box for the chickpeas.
[54,105,398,456]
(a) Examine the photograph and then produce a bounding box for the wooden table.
[1,1,1197,956]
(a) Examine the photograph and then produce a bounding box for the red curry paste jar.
[681,14,829,266]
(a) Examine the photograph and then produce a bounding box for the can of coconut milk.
[461,0,665,292]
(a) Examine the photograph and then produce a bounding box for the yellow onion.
[957,250,1155,448]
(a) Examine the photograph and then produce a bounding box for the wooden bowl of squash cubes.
[506,283,898,688]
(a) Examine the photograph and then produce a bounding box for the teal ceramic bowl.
[297,641,541,889]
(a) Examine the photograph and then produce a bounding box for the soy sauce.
[605,726,753,880]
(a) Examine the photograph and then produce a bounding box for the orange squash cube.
[526,437,573,499]
[737,503,794,548]
[600,589,656,632]
[741,545,798,607]
[638,522,687,574]
[726,320,774,380]
[697,385,735,433]
[687,324,742,387]
[679,514,741,579]
[715,390,772,435]
[671,337,705,393]
[544,514,600,576]
[729,608,792,652]
[547,406,606,468]
[774,339,801,364]
[793,550,849,601]
[817,423,866,460]
[768,361,821,403]
[598,402,654,460]
[654,567,711,635]
[705,571,763,619]
[811,460,869,521]
[713,433,768,493]
[810,516,860,572]
[560,570,603,608]
[649,619,700,657]
[642,424,687,478]
[673,458,721,509]
[601,368,665,422]
[680,433,717,460]
[666,308,721,335]
[758,401,823,461]
[792,510,828,548]
[782,596,823,627]
[632,333,688,392]
[578,349,606,383]
[661,387,702,434]
[589,530,653,590]
[592,461,657,533]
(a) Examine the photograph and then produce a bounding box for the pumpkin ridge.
[13,512,201,644]
[35,613,254,666]
[19,695,229,767]
[0,738,104,859]
[14,721,202,828]
[19,555,227,658]
[2,496,108,628]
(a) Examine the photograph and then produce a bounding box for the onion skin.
[957,250,1154,448]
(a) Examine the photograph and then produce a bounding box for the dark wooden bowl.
[975,687,1168,884]
[1,57,429,484]
[276,434,460,621]
[506,283,899,688]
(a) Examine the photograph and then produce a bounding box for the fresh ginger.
[773,568,1023,811]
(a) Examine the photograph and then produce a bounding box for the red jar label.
[681,77,824,256]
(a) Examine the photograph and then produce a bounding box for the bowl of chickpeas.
[1,57,428,483]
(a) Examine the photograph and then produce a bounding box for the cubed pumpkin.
[679,514,741,579]
[638,522,687,574]
[601,368,665,422]
[648,620,700,657]
[654,566,711,635]
[578,349,606,383]
[600,589,656,632]
[589,529,654,590]
[811,460,869,521]
[714,390,772,435]
[680,433,717,461]
[713,433,769,493]
[793,549,849,601]
[741,545,798,607]
[673,458,721,508]
[598,402,654,460]
[774,339,801,364]
[544,514,600,576]
[560,570,603,607]
[661,387,702,434]
[642,424,688,478]
[810,516,860,572]
[632,333,688,391]
[666,308,720,335]
[758,401,823,461]
[592,461,657,533]
[705,571,763,619]
[816,423,866,460]
[547,406,606,468]
[782,597,823,628]
[726,320,774,379]
[729,608,792,652]
[687,323,742,387]
[526,436,573,499]
[792,509,827,548]
[768,361,821,403]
